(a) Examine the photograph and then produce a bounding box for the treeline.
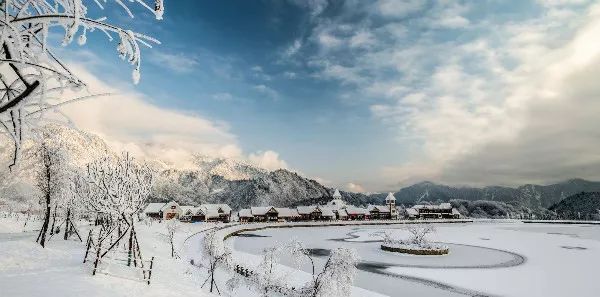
[548,192,600,220]
[447,199,556,219]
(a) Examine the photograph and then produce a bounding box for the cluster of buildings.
[236,191,461,222]
[406,203,461,219]
[143,201,233,223]
[236,190,400,222]
[142,190,461,223]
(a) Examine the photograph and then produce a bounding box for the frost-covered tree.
[74,152,154,265]
[0,0,165,167]
[254,244,289,296]
[288,240,359,297]
[406,225,435,246]
[31,132,68,247]
[166,218,180,258]
[78,152,154,219]
[201,231,232,294]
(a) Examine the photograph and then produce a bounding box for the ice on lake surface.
[231,222,600,297]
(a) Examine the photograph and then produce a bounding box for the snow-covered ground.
[0,216,222,297]
[230,221,600,297]
[3,217,599,297]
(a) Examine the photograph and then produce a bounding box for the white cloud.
[317,31,343,48]
[433,15,470,28]
[60,64,240,167]
[59,63,289,171]
[149,51,199,74]
[284,39,302,57]
[313,176,332,186]
[292,0,600,188]
[346,182,366,193]
[283,71,297,79]
[536,0,589,7]
[428,2,471,29]
[376,2,600,186]
[376,0,426,18]
[314,61,362,84]
[253,84,279,100]
[251,65,272,81]
[248,150,288,171]
[350,31,376,48]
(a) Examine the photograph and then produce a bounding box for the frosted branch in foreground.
[0,0,165,167]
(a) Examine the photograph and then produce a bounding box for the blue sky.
[62,0,600,191]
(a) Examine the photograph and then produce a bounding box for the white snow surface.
[0,216,221,297]
[3,218,600,297]
[229,221,600,297]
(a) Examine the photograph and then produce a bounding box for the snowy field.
[2,218,599,297]
[0,216,223,297]
[231,222,600,297]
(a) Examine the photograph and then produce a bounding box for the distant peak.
[415,181,436,186]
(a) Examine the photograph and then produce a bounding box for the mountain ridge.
[3,125,600,214]
[380,178,600,210]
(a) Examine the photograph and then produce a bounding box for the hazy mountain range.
[2,125,600,215]
[372,179,600,210]
[151,153,600,212]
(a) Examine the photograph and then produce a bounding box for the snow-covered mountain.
[192,155,267,181]
[150,163,377,210]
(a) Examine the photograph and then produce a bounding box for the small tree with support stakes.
[77,152,155,282]
[166,219,181,258]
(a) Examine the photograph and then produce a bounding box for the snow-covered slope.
[150,166,376,210]
[193,155,266,181]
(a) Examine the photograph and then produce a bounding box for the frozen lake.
[230,222,600,297]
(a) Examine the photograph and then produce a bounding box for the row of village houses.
[142,190,461,223]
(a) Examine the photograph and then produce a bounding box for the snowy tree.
[288,240,359,297]
[78,152,155,220]
[373,225,444,251]
[58,178,86,240]
[254,244,289,296]
[200,231,232,294]
[166,218,180,258]
[31,132,69,247]
[0,0,165,168]
[406,225,435,246]
[73,152,155,265]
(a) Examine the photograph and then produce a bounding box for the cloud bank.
[60,63,288,171]
[288,0,600,189]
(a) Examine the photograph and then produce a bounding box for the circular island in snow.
[378,225,449,255]
[380,242,449,255]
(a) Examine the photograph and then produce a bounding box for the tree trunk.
[64,208,71,240]
[210,267,215,293]
[127,217,134,266]
[37,192,51,248]
[170,236,174,258]
[49,204,57,235]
